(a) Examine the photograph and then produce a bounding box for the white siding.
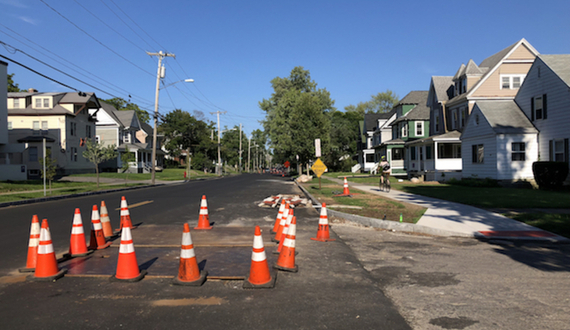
[461,106,495,140]
[515,58,570,162]
[462,135,497,179]
[495,134,538,180]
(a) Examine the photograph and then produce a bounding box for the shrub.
[532,161,569,189]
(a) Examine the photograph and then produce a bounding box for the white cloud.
[18,16,38,25]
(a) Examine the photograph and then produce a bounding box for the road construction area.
[0,174,568,329]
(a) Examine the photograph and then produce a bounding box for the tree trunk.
[96,165,100,188]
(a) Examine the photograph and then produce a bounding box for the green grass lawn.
[505,213,570,238]
[69,168,218,181]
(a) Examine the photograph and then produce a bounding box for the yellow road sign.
[311,158,327,178]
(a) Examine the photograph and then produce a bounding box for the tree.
[7,73,26,92]
[260,67,334,167]
[324,109,361,171]
[345,90,399,115]
[38,149,57,194]
[120,145,135,185]
[102,97,150,123]
[220,125,247,169]
[82,139,116,188]
[160,109,214,170]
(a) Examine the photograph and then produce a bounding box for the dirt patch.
[429,316,479,329]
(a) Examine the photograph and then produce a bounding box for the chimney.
[28,88,38,93]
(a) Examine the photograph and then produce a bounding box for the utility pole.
[238,123,242,173]
[147,51,175,185]
[210,110,226,175]
[248,137,251,172]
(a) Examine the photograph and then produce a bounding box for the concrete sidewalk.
[325,177,568,242]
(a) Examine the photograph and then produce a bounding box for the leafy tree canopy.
[7,73,26,92]
[260,66,334,165]
[102,97,150,123]
[160,109,215,163]
[344,89,399,115]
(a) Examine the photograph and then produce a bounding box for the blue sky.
[1,0,569,137]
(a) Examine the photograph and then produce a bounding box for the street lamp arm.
[160,78,194,90]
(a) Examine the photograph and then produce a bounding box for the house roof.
[406,130,461,145]
[140,122,153,135]
[431,76,454,102]
[539,54,570,88]
[453,63,465,80]
[475,100,538,134]
[98,101,123,126]
[115,110,137,128]
[396,91,429,106]
[8,104,75,116]
[464,59,484,75]
[363,113,384,131]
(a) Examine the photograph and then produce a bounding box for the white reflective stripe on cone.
[71,226,84,234]
[29,238,39,247]
[182,233,193,246]
[180,248,195,259]
[253,235,264,249]
[283,237,295,249]
[199,208,208,215]
[93,221,103,230]
[120,243,135,254]
[38,228,54,254]
[252,250,267,262]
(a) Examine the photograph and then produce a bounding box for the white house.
[461,100,538,180]
[514,54,570,180]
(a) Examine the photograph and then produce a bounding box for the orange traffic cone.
[273,207,293,243]
[271,202,287,234]
[194,195,213,230]
[342,177,350,195]
[19,215,40,272]
[89,205,112,250]
[100,201,114,238]
[274,212,293,254]
[244,226,276,288]
[119,196,135,231]
[311,203,336,242]
[32,219,66,281]
[68,208,94,257]
[110,226,146,282]
[274,216,298,272]
[173,223,207,286]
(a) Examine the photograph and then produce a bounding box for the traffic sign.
[284,161,291,168]
[311,158,327,178]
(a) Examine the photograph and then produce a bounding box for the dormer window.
[123,132,131,144]
[461,78,467,94]
[13,98,20,108]
[34,97,51,108]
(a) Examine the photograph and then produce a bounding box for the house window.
[70,122,76,136]
[29,147,38,162]
[426,146,433,160]
[33,121,40,135]
[512,142,526,161]
[416,122,423,136]
[8,122,12,130]
[96,135,100,144]
[472,144,484,164]
[532,95,547,120]
[551,139,568,162]
[13,98,20,108]
[438,144,461,159]
[410,146,416,160]
[42,121,48,135]
[461,78,467,94]
[70,147,78,162]
[86,125,92,138]
[43,98,49,108]
[392,148,404,161]
[451,110,458,130]
[123,132,131,143]
[460,108,467,128]
[35,98,41,108]
[365,154,374,163]
[500,74,525,89]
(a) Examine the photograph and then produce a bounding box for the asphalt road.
[0,174,411,329]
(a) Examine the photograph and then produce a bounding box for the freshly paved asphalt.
[0,174,411,329]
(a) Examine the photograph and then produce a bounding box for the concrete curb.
[295,180,474,238]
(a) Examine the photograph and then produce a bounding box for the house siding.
[462,134,497,179]
[495,134,538,180]
[515,57,570,176]
[471,63,533,98]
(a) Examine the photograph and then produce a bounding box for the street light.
[150,74,193,185]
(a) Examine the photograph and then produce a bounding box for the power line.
[99,0,157,51]
[40,0,154,78]
[0,53,79,92]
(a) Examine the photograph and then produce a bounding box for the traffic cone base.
[243,270,277,289]
[273,261,298,273]
[172,270,208,286]
[65,249,94,258]
[110,269,147,283]
[29,268,67,282]
[310,236,336,242]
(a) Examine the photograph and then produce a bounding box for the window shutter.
[543,94,547,119]
[564,139,569,163]
[472,145,477,163]
[530,97,534,121]
[549,140,553,161]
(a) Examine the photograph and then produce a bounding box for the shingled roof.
[474,100,537,134]
[539,54,570,87]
